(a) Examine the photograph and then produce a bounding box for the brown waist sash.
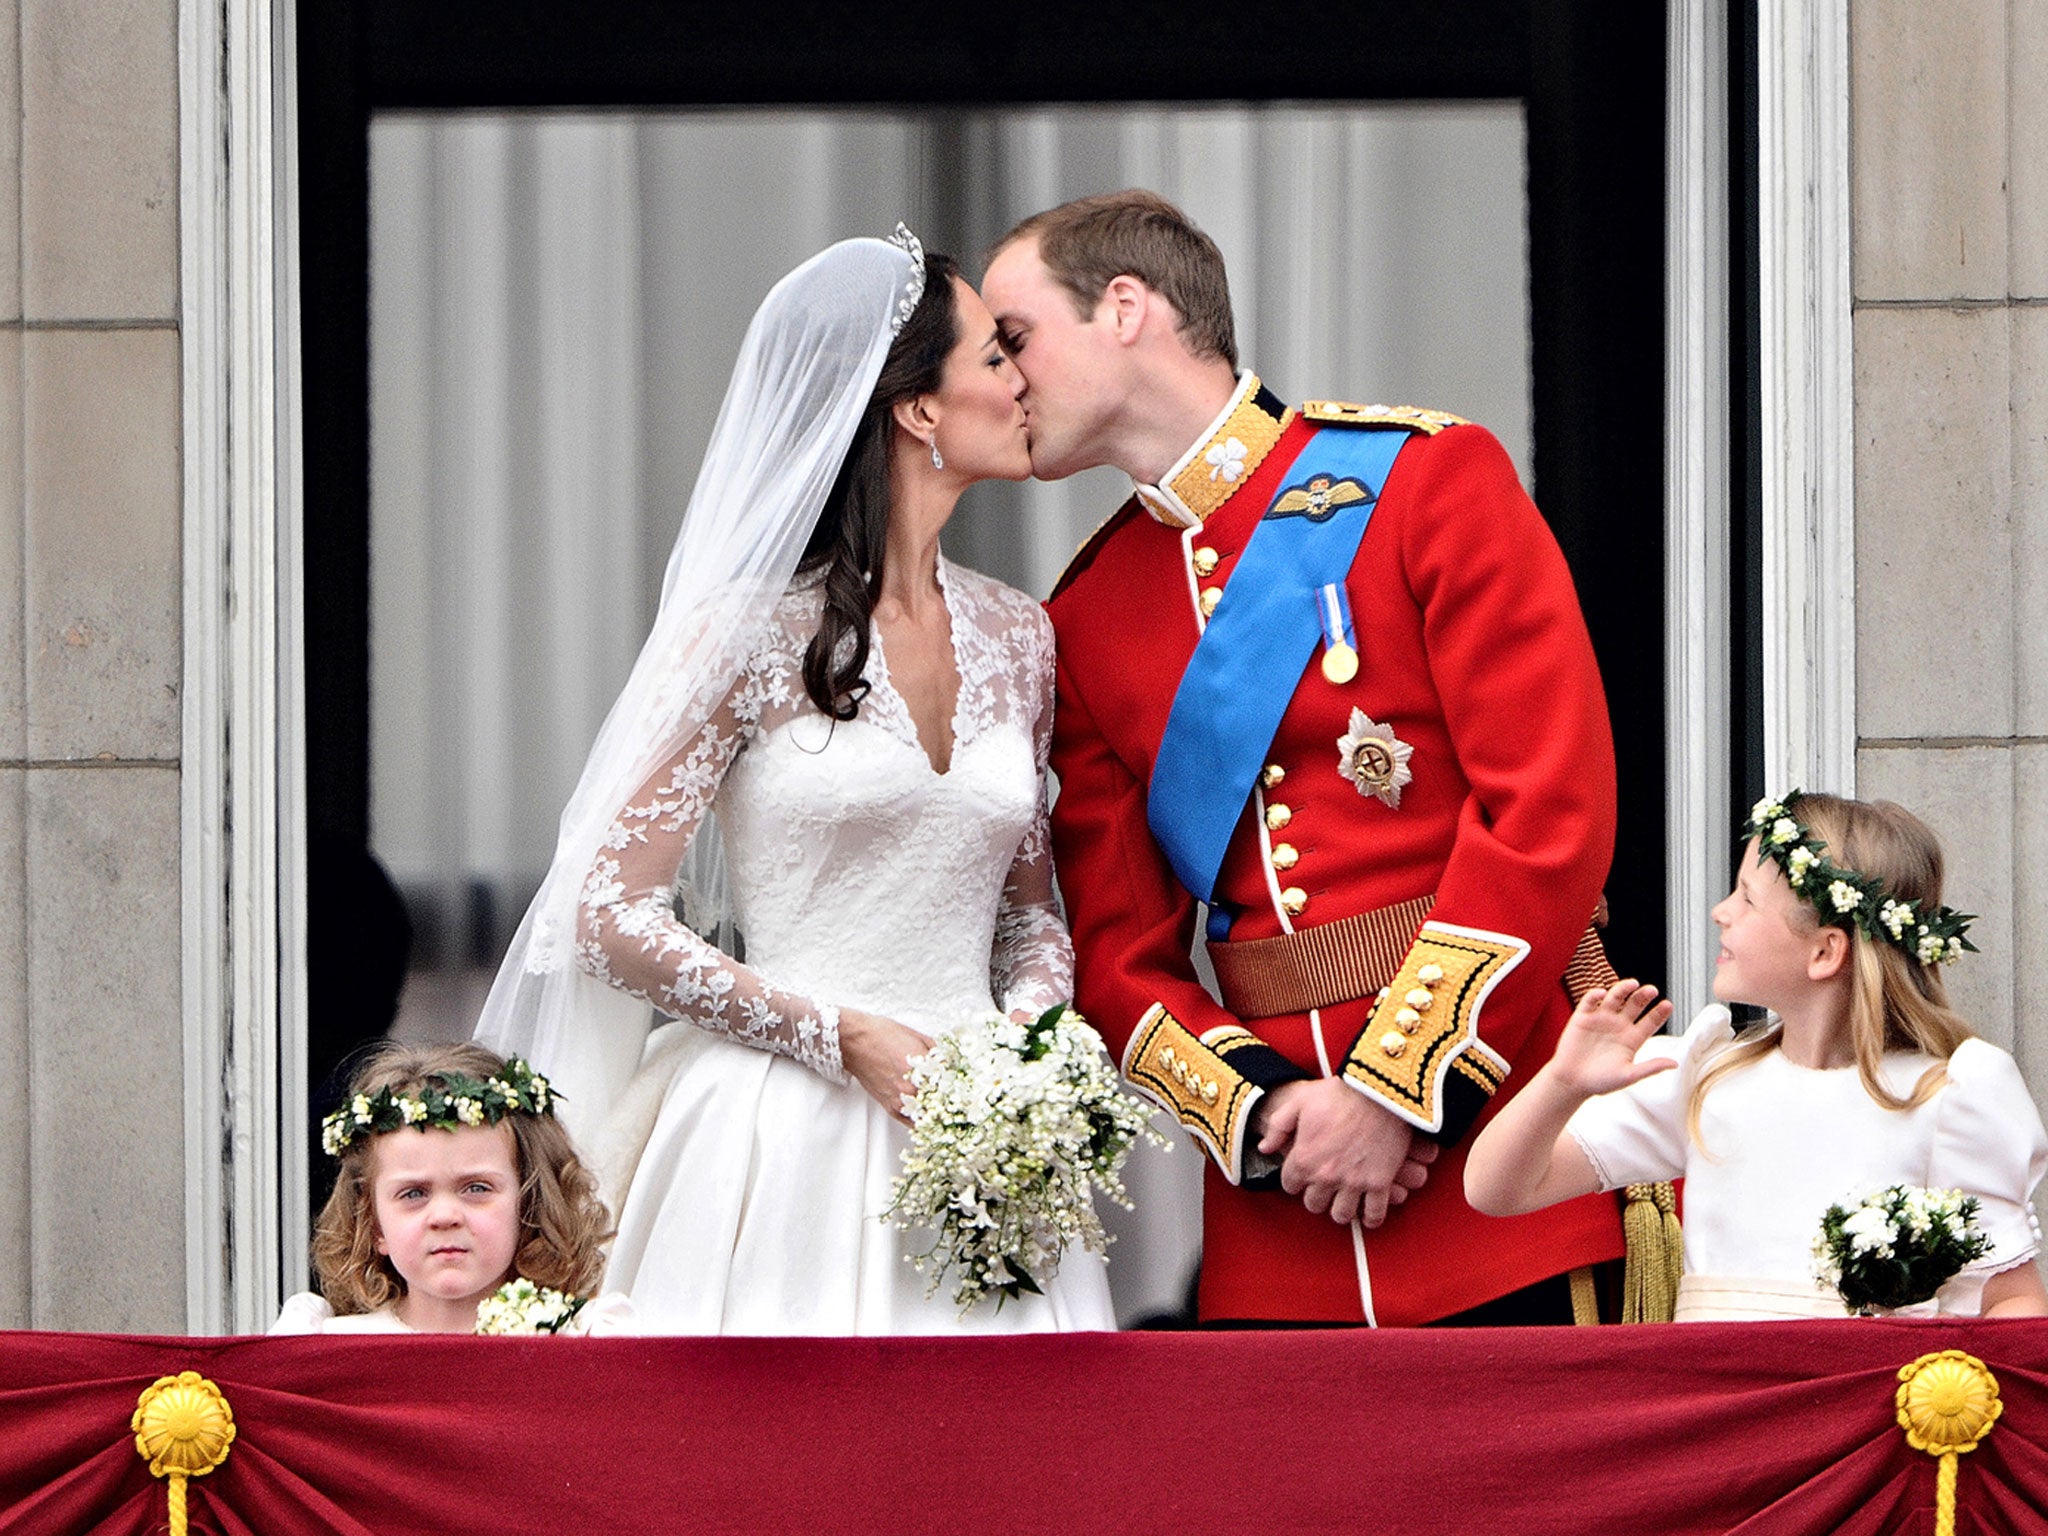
[1208,893,1617,1020]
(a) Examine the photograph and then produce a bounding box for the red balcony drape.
[3,1319,2046,1535]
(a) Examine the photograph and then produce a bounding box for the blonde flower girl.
[1467,792,2048,1320]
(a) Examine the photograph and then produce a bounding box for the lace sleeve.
[574,667,845,1083]
[989,610,1075,1019]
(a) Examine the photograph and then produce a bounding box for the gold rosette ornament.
[133,1371,236,1536]
[1895,1350,2000,1536]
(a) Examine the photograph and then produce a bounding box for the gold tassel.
[1620,1181,1683,1323]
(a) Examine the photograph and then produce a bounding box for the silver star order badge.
[1337,709,1414,809]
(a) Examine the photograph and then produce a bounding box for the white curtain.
[366,104,1530,1324]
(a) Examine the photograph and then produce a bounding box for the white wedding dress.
[579,559,1115,1334]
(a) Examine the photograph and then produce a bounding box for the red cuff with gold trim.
[1338,921,1526,1137]
[1121,1005,1298,1185]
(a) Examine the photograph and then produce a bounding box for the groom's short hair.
[994,190,1238,368]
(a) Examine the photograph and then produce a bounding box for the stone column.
[3,0,185,1332]
[1851,1,2048,1127]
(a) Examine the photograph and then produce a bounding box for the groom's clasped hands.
[857,1004,1442,1226]
[1255,1079,1438,1228]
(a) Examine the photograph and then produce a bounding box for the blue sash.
[1147,426,1410,907]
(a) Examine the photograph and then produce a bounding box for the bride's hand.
[838,1008,934,1125]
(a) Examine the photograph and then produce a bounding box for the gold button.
[1200,1080,1219,1104]
[1395,1007,1422,1031]
[1379,1031,1407,1057]
[1160,1045,1177,1069]
[1192,546,1220,577]
[1270,842,1299,872]
[1281,886,1308,916]
[1417,963,1445,984]
[1260,763,1285,789]
[1265,803,1292,831]
[1405,988,1434,1010]
[1199,586,1223,616]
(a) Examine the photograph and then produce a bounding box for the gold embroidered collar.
[1132,371,1289,529]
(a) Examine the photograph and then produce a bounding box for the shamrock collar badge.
[1205,435,1249,483]
[1337,709,1414,809]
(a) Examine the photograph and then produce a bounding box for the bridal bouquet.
[1811,1185,1991,1314]
[887,1004,1166,1311]
[474,1278,590,1335]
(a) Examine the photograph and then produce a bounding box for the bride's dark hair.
[797,251,961,720]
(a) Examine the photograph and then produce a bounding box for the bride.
[476,228,1115,1333]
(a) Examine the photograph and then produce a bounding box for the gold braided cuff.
[1122,1004,1263,1182]
[1338,921,1526,1132]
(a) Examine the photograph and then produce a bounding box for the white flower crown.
[321,1057,557,1157]
[1744,791,1974,966]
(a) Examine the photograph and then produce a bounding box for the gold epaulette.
[1300,401,1470,435]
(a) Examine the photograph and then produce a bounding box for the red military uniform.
[1048,373,1623,1325]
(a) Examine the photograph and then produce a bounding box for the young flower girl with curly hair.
[273,1042,633,1334]
[1467,791,2048,1320]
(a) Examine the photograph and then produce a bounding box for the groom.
[982,191,1625,1326]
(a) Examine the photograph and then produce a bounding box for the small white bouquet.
[886,1004,1167,1311]
[474,1277,590,1335]
[1811,1184,1992,1314]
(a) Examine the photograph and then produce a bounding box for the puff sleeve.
[1932,1040,2048,1280]
[1564,1005,1733,1192]
[269,1292,338,1334]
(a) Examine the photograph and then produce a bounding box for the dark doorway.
[295,1,1671,1139]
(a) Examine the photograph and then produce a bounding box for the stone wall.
[0,0,185,1331]
[1851,1,2048,1120]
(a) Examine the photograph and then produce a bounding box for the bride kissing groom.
[480,189,1620,1337]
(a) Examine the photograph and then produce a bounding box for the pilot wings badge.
[1265,473,1372,524]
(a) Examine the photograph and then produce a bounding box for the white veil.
[474,229,927,1139]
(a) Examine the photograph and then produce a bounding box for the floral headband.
[321,1058,557,1157]
[1744,791,1975,966]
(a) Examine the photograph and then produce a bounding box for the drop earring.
[929,436,944,471]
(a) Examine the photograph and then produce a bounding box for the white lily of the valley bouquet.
[474,1277,590,1335]
[1811,1184,1991,1314]
[886,1004,1167,1311]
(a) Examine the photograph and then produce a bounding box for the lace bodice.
[576,559,1073,1081]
